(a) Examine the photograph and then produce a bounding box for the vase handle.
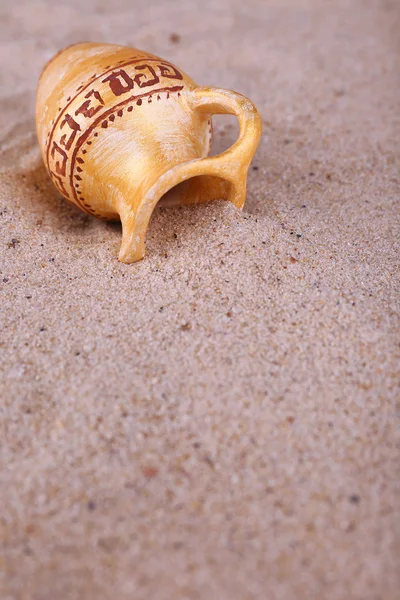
[188,86,262,208]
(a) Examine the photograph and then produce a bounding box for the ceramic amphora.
[36,42,262,262]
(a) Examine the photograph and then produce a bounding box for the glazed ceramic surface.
[36,42,262,262]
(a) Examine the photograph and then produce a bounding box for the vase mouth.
[144,157,241,207]
[157,173,232,208]
[117,156,243,264]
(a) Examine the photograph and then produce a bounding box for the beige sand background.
[0,0,399,598]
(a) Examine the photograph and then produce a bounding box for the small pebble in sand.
[349,495,361,504]
[169,33,181,44]
[142,466,159,479]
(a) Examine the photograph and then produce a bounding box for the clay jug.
[36,42,262,263]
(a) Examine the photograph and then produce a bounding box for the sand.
[0,0,399,599]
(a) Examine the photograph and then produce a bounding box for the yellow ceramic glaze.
[36,42,262,263]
